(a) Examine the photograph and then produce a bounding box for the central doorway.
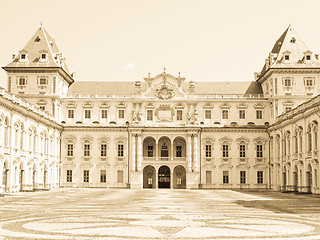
[158,165,170,188]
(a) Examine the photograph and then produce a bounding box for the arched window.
[307,124,312,153]
[4,117,9,147]
[312,121,318,151]
[67,139,74,157]
[222,141,229,158]
[83,139,91,156]
[100,139,107,157]
[20,123,24,150]
[239,141,246,158]
[286,131,291,156]
[256,141,263,158]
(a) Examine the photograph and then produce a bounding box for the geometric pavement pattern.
[0,188,320,239]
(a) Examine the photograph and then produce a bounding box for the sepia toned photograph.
[0,0,320,239]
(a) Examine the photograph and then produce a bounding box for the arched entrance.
[306,164,312,193]
[143,165,156,188]
[158,165,170,188]
[2,160,8,192]
[293,165,298,192]
[282,166,286,192]
[173,165,186,189]
[19,162,24,191]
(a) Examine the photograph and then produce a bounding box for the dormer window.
[284,55,290,61]
[41,54,46,60]
[21,54,26,60]
[306,55,311,61]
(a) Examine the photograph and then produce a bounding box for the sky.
[1,0,320,88]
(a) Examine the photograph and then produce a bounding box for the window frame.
[83,170,89,183]
[240,171,246,184]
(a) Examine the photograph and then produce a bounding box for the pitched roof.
[258,25,320,80]
[67,80,255,96]
[4,26,71,74]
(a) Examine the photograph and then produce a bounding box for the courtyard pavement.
[0,189,320,239]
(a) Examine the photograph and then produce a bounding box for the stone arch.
[306,164,312,193]
[173,137,186,159]
[173,165,186,189]
[158,137,171,160]
[143,137,156,158]
[143,165,156,189]
[158,165,170,188]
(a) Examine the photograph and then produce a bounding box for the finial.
[163,67,166,73]
[178,72,181,78]
[148,72,151,78]
[40,21,43,27]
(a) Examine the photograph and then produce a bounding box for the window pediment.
[67,103,77,108]
[219,103,231,109]
[99,103,109,108]
[254,103,265,109]
[203,104,214,109]
[83,103,93,108]
[236,104,248,109]
[116,103,127,108]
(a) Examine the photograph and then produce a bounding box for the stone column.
[193,134,199,172]
[187,134,192,172]
[156,140,159,161]
[131,134,136,171]
[137,135,142,171]
[171,140,174,161]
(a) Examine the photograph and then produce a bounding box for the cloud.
[120,62,138,70]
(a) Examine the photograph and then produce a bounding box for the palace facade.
[0,25,319,194]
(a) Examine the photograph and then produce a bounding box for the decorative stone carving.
[156,83,174,100]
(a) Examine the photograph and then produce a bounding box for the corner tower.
[255,25,320,120]
[2,25,74,121]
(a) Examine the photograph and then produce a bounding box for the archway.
[293,165,298,192]
[158,165,170,188]
[158,137,171,161]
[19,162,24,191]
[173,137,186,160]
[173,165,186,189]
[2,160,9,192]
[306,164,312,193]
[143,137,156,159]
[282,166,286,192]
[143,165,156,188]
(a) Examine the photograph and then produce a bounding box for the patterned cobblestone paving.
[0,189,320,239]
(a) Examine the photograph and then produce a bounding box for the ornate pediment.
[156,83,174,100]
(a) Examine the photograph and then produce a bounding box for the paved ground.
[1,189,320,239]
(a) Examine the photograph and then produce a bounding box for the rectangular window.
[223,144,229,158]
[222,110,228,119]
[223,171,229,184]
[256,110,263,119]
[101,144,107,157]
[240,144,246,158]
[118,109,125,119]
[257,145,263,157]
[306,55,311,61]
[239,110,245,119]
[118,144,124,157]
[285,107,291,112]
[147,146,153,157]
[147,110,153,121]
[66,170,72,182]
[284,55,290,61]
[39,78,47,85]
[176,146,182,157]
[206,171,212,184]
[240,171,246,184]
[18,77,26,86]
[84,144,90,156]
[100,170,106,183]
[84,110,91,119]
[21,54,26,60]
[83,170,89,183]
[306,79,313,86]
[39,106,45,111]
[205,110,211,119]
[101,110,108,119]
[206,145,212,158]
[117,170,124,183]
[176,110,182,121]
[284,78,291,87]
[68,109,74,119]
[41,54,46,59]
[257,171,263,184]
[67,144,73,156]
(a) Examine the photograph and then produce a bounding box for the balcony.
[83,157,90,161]
[239,158,247,163]
[221,158,229,163]
[66,157,74,161]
